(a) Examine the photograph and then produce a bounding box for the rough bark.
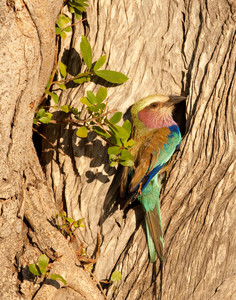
[0,1,103,299]
[0,0,235,299]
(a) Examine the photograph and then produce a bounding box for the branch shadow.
[40,122,116,186]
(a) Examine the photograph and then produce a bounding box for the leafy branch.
[55,211,84,240]
[48,35,128,94]
[29,254,67,285]
[35,26,133,167]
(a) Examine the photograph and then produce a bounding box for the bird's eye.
[150,103,158,108]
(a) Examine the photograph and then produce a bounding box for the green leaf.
[60,224,67,228]
[109,129,122,146]
[109,154,117,160]
[122,120,132,135]
[69,5,75,13]
[36,108,46,118]
[77,219,84,227]
[33,118,37,125]
[60,31,67,39]
[38,117,51,124]
[87,91,97,104]
[80,97,92,107]
[72,107,79,115]
[120,149,133,160]
[64,26,72,32]
[38,254,49,274]
[97,103,106,111]
[74,11,82,20]
[74,0,89,5]
[57,15,70,29]
[110,161,118,167]
[124,139,135,148]
[29,264,42,276]
[57,83,66,90]
[37,112,53,124]
[73,76,91,84]
[88,105,99,112]
[69,0,88,12]
[45,90,59,104]
[56,27,62,35]
[50,274,67,285]
[96,87,107,103]
[76,126,88,138]
[51,93,59,104]
[111,270,122,282]
[72,5,86,12]
[59,211,67,218]
[120,160,134,167]
[114,125,130,140]
[93,55,106,71]
[109,112,122,124]
[46,112,53,118]
[108,146,121,155]
[94,70,128,84]
[80,36,92,69]
[74,219,83,228]
[92,126,110,138]
[66,217,74,223]
[46,76,51,89]
[60,105,70,113]
[59,61,67,78]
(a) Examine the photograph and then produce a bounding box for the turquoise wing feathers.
[120,125,181,262]
[123,125,181,200]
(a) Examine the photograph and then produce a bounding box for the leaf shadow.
[44,278,60,289]
[61,48,82,77]
[22,266,60,289]
[39,122,116,185]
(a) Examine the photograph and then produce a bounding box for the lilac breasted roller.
[120,94,185,262]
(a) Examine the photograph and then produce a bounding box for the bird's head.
[131,94,185,133]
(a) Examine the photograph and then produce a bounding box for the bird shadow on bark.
[98,162,145,232]
[98,165,124,225]
[99,175,164,299]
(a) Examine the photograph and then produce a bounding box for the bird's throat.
[138,108,176,129]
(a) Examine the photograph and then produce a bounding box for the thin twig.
[47,108,117,130]
[83,108,117,123]
[93,119,112,136]
[86,268,107,300]
[43,118,117,147]
[38,36,59,106]
[62,18,88,31]
[52,71,91,85]
[96,233,101,260]
[38,17,87,104]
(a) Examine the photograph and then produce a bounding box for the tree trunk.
[0,0,235,299]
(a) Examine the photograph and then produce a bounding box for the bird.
[120,94,185,262]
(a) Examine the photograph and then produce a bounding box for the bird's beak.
[165,95,186,107]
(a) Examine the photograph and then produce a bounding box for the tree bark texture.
[0,1,103,299]
[0,0,235,299]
